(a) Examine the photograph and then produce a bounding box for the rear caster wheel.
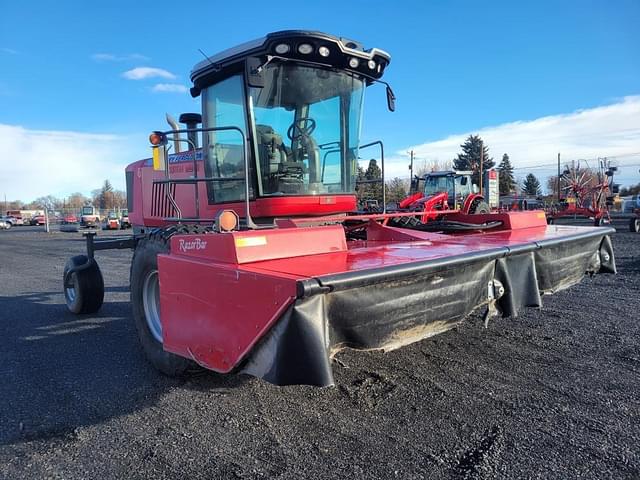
[63,255,104,314]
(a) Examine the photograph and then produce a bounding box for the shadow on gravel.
[0,291,243,446]
[621,256,640,274]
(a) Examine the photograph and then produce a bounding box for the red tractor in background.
[398,170,490,222]
[61,31,616,387]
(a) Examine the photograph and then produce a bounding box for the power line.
[512,156,640,171]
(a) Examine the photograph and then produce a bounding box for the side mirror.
[460,177,468,186]
[246,57,265,88]
[386,85,396,112]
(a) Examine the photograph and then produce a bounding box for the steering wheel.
[287,117,316,141]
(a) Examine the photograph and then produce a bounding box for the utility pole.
[409,150,414,179]
[557,153,561,202]
[479,140,484,195]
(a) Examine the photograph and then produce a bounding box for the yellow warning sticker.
[235,236,267,247]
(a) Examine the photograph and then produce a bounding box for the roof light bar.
[274,43,290,54]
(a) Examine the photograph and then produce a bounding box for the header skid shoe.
[156,222,615,386]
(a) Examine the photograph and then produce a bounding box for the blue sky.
[1,0,639,200]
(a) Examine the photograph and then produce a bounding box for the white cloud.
[1,47,18,55]
[92,53,149,62]
[0,124,149,202]
[122,67,176,80]
[151,83,188,93]
[388,96,640,188]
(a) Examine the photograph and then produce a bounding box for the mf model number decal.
[143,150,203,167]
[178,237,208,253]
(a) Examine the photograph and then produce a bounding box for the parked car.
[5,211,24,226]
[63,214,78,224]
[30,215,46,226]
[2,216,17,228]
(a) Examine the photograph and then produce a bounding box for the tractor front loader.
[62,31,616,386]
[392,170,491,229]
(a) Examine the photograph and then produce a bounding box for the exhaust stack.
[165,113,181,153]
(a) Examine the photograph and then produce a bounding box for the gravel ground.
[0,222,638,479]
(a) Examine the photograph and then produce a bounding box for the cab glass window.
[202,75,249,203]
[250,63,365,196]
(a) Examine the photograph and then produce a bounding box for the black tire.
[63,255,104,314]
[547,217,555,225]
[469,199,491,214]
[630,217,640,233]
[388,214,423,229]
[131,234,192,376]
[594,217,604,226]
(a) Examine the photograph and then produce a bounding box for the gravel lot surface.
[0,222,638,479]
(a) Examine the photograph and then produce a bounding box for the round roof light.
[348,57,360,68]
[298,43,313,54]
[274,43,290,54]
[318,46,330,57]
[368,60,376,70]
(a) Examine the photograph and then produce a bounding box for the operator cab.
[189,31,392,207]
[420,171,476,203]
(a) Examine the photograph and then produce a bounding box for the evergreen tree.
[356,165,365,203]
[522,173,542,196]
[363,159,383,204]
[356,161,383,206]
[453,135,494,186]
[497,153,515,194]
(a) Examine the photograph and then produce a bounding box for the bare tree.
[66,192,89,209]
[112,190,127,209]
[385,177,409,203]
[414,158,453,177]
[5,200,24,211]
[91,189,101,206]
[32,195,61,211]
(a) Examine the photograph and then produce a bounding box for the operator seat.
[256,124,307,194]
